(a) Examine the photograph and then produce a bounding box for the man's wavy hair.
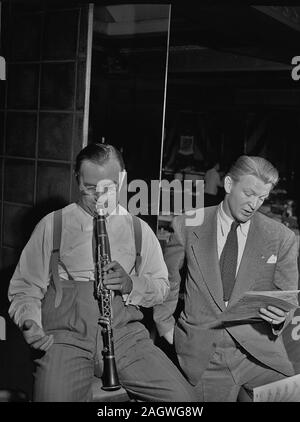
[227,155,279,188]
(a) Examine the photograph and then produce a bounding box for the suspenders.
[50,209,63,308]
[131,215,142,276]
[50,210,142,308]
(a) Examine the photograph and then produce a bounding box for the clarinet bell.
[101,356,121,391]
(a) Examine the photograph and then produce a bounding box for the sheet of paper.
[245,289,300,303]
[203,290,300,328]
[253,373,300,402]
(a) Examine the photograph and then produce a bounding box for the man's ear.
[224,175,233,194]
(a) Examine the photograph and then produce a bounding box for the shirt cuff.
[156,319,175,337]
[14,303,42,329]
[271,320,285,336]
[124,275,144,306]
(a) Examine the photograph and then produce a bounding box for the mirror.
[158,4,300,242]
[89,3,171,231]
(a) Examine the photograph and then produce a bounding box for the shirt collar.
[76,203,129,231]
[218,201,251,237]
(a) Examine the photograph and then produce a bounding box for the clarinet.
[94,210,121,391]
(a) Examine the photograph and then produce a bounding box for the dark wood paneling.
[36,161,70,205]
[7,64,39,109]
[40,62,76,110]
[38,113,73,160]
[6,112,37,158]
[10,12,42,61]
[4,159,35,204]
[42,9,79,60]
[3,203,33,248]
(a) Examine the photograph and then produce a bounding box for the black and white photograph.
[1,0,300,412]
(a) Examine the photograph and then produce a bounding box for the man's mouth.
[242,209,252,216]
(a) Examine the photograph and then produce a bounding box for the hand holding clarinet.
[97,261,133,328]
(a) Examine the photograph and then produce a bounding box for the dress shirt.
[8,203,169,328]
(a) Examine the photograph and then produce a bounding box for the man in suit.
[154,155,299,401]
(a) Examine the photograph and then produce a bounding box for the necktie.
[220,221,239,302]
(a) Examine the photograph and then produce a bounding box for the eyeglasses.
[80,185,97,195]
[80,182,118,196]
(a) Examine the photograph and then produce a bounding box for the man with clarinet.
[7,143,196,402]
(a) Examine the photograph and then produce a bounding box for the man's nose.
[249,197,258,209]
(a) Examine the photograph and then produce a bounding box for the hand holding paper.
[259,305,288,326]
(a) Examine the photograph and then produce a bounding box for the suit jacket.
[154,206,299,385]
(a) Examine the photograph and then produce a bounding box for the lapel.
[190,207,225,310]
[229,213,266,304]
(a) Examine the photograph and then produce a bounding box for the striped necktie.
[220,220,239,302]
